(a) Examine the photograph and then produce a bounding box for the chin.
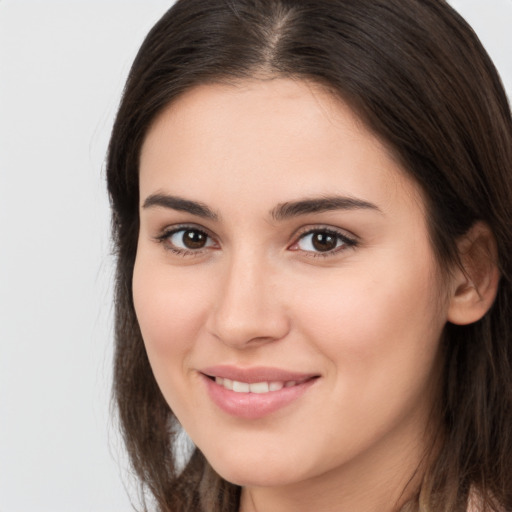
[214,464,296,488]
[203,447,313,488]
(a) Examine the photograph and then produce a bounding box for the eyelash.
[155,225,215,257]
[155,225,358,258]
[290,227,358,258]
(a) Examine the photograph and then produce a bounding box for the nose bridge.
[208,245,289,348]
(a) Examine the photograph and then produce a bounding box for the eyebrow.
[270,195,382,221]
[142,193,381,221]
[142,193,219,220]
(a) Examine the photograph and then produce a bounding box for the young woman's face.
[134,79,450,501]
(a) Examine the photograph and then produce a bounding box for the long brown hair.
[106,1,512,510]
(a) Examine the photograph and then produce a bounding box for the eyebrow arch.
[142,193,219,220]
[271,195,381,221]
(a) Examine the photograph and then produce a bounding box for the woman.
[106,0,512,510]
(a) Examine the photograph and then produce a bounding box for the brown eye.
[311,232,338,252]
[182,229,207,249]
[293,229,356,255]
[165,228,215,252]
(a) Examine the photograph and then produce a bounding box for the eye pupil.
[312,232,337,252]
[183,230,207,249]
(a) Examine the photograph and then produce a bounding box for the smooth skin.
[133,79,499,512]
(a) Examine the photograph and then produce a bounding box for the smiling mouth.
[201,371,320,419]
[207,375,317,394]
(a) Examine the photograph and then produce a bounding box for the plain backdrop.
[0,1,511,511]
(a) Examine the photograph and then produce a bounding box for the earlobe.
[447,222,500,326]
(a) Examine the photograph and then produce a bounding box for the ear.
[447,222,500,325]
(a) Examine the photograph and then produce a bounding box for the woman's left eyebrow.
[270,196,382,221]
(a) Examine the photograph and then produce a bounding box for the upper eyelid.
[158,222,356,237]
[155,224,217,250]
[159,223,214,238]
[155,223,358,250]
[155,225,217,256]
[291,224,358,243]
[288,227,358,260]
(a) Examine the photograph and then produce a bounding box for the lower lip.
[202,375,317,419]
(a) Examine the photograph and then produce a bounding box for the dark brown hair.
[107,1,512,510]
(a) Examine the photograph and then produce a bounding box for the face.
[134,79,450,501]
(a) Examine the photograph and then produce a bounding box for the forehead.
[139,78,425,220]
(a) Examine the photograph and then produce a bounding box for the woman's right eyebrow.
[142,193,219,220]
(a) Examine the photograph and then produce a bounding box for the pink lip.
[201,365,318,383]
[200,366,319,420]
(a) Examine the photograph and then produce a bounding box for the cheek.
[292,256,445,391]
[132,254,211,381]
[286,261,446,463]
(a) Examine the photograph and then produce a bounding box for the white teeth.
[249,382,269,394]
[232,380,250,393]
[269,381,284,391]
[213,377,301,393]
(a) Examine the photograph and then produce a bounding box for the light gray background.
[0,1,511,511]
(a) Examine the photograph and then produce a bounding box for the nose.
[207,251,290,349]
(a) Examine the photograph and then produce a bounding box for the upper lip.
[200,365,319,383]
